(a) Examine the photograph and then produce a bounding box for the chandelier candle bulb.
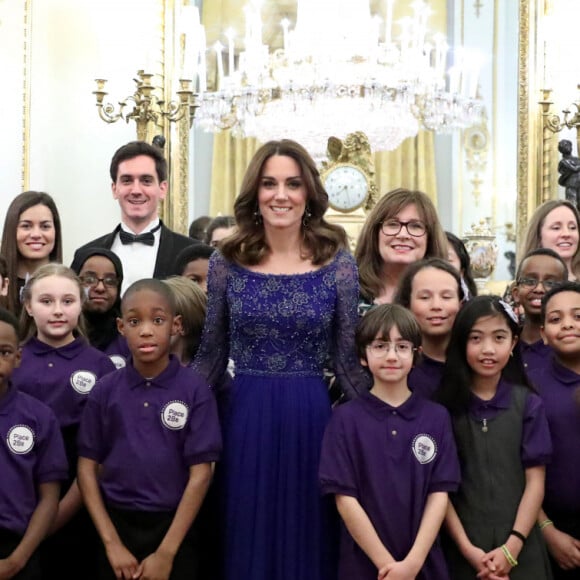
[225,28,235,78]
[198,27,207,93]
[281,18,290,52]
[214,42,224,90]
[385,0,394,45]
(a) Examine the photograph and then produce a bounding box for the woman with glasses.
[71,247,129,368]
[356,188,448,313]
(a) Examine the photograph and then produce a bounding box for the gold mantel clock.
[320,132,378,249]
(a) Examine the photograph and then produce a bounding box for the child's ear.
[539,325,548,345]
[511,335,518,351]
[171,315,182,337]
[0,277,8,297]
[360,357,368,367]
[14,347,22,369]
[24,301,33,317]
[511,284,520,306]
[116,317,125,336]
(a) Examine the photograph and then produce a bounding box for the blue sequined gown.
[194,249,368,580]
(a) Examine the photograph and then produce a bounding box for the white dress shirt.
[111,219,161,295]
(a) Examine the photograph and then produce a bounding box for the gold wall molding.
[163,0,190,235]
[517,0,537,254]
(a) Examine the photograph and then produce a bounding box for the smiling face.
[541,290,580,361]
[79,255,120,314]
[512,254,568,321]
[16,204,56,265]
[540,205,579,265]
[25,275,82,348]
[466,314,516,384]
[117,288,179,377]
[112,155,167,232]
[378,203,428,268]
[361,326,414,389]
[409,267,461,338]
[257,155,307,234]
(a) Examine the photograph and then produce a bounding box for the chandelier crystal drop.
[189,0,484,159]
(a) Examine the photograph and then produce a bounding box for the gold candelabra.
[539,86,580,202]
[93,70,197,141]
[540,86,580,134]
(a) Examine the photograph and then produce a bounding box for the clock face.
[324,165,369,212]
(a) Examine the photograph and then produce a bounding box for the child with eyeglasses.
[72,248,130,369]
[319,304,460,580]
[512,248,568,378]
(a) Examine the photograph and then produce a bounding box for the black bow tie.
[119,223,161,246]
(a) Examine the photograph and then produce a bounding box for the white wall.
[1,0,163,264]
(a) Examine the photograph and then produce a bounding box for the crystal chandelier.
[189,0,484,159]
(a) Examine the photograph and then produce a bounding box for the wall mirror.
[190,0,523,283]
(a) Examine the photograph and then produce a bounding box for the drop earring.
[302,206,312,228]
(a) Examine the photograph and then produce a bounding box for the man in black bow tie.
[71,141,196,293]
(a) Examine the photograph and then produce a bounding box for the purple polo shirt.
[408,354,445,399]
[320,391,460,580]
[534,359,580,513]
[0,385,68,535]
[518,339,553,383]
[467,379,552,468]
[12,337,116,428]
[78,355,222,512]
[103,335,130,369]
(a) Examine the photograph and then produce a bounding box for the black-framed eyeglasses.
[516,277,561,291]
[79,274,119,288]
[380,219,427,237]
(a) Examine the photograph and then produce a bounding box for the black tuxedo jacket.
[71,222,197,280]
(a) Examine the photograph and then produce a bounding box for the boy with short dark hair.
[320,304,460,580]
[0,307,67,579]
[77,279,221,580]
[512,248,568,376]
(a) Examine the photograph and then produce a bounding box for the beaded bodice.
[193,249,369,398]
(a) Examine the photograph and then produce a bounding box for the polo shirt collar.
[469,378,511,413]
[550,356,580,385]
[125,355,181,390]
[361,389,421,421]
[27,335,86,359]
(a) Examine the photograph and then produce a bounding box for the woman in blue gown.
[193,139,369,580]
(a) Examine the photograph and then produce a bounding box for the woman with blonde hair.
[521,199,580,280]
[356,188,448,310]
[194,139,368,580]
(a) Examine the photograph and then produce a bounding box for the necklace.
[482,418,488,433]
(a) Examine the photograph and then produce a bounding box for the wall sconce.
[93,70,197,141]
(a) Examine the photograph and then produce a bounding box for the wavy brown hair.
[220,140,348,265]
[521,200,580,278]
[355,188,448,301]
[1,191,63,315]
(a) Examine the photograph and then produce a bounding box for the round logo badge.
[109,355,126,369]
[7,425,35,455]
[161,401,189,430]
[412,434,437,465]
[70,370,97,395]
